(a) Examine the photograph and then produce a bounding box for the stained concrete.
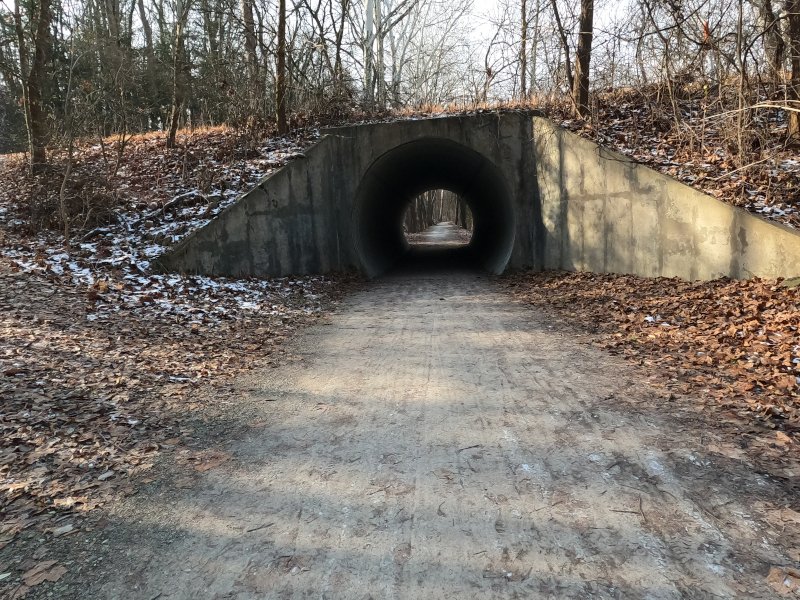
[157,114,537,278]
[156,113,800,280]
[533,117,800,280]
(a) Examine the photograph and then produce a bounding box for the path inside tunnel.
[394,222,477,275]
[406,222,471,248]
[91,272,793,599]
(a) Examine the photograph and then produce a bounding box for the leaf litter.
[552,86,800,229]
[502,271,800,455]
[0,127,359,596]
[2,105,800,594]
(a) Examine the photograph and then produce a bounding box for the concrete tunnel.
[353,138,517,277]
[157,112,800,281]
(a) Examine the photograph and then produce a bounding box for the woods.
[404,189,472,234]
[3,0,800,594]
[2,0,800,172]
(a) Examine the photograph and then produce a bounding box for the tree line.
[404,189,472,234]
[1,0,799,173]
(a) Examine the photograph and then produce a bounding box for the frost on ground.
[1,106,800,596]
[0,128,357,578]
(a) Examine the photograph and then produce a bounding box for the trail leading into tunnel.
[95,265,794,599]
[407,222,469,247]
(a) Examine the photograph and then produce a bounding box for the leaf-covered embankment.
[503,271,800,440]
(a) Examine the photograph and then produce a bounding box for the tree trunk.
[789,0,800,139]
[276,0,288,134]
[520,0,528,99]
[333,0,349,96]
[530,0,540,93]
[375,0,385,108]
[760,0,786,82]
[548,0,573,95]
[137,0,159,127]
[241,0,259,124]
[364,0,375,109]
[167,0,191,148]
[572,0,593,117]
[14,0,53,173]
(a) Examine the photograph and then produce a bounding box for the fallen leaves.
[502,271,800,436]
[552,86,800,229]
[0,261,354,561]
[0,127,360,571]
[187,450,232,472]
[5,560,69,599]
[22,561,67,587]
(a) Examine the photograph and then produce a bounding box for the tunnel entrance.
[353,138,515,277]
[403,189,474,248]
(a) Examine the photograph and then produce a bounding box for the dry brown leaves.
[0,257,357,559]
[0,127,363,577]
[553,87,800,228]
[502,271,800,435]
[0,126,318,234]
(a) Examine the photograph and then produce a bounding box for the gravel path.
[86,266,797,599]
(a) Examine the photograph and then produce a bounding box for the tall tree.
[548,0,573,96]
[276,0,288,133]
[137,0,159,128]
[13,0,54,172]
[572,0,593,116]
[332,0,350,96]
[757,0,785,83]
[789,0,800,139]
[519,0,527,98]
[241,0,259,124]
[166,0,192,148]
[364,0,375,108]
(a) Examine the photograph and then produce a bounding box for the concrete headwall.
[155,134,350,277]
[156,112,800,281]
[533,117,800,280]
[157,113,539,277]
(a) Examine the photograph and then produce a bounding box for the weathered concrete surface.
[157,114,537,278]
[90,273,796,599]
[533,117,800,279]
[157,113,800,280]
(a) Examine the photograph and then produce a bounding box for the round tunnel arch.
[353,138,516,277]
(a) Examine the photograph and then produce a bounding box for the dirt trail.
[408,222,470,247]
[88,269,798,599]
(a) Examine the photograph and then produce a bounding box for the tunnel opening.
[353,138,515,278]
[403,189,474,248]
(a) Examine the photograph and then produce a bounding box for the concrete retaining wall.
[155,134,351,277]
[156,113,800,281]
[533,117,800,280]
[157,113,539,277]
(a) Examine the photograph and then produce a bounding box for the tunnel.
[352,138,516,277]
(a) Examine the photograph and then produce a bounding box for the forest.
[1,0,799,163]
[3,0,800,595]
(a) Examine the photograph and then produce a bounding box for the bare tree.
[242,0,260,125]
[572,0,593,116]
[519,0,527,98]
[13,0,54,172]
[789,0,800,139]
[166,0,192,148]
[277,0,288,132]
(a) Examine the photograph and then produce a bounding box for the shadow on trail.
[389,245,480,277]
[389,222,482,277]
